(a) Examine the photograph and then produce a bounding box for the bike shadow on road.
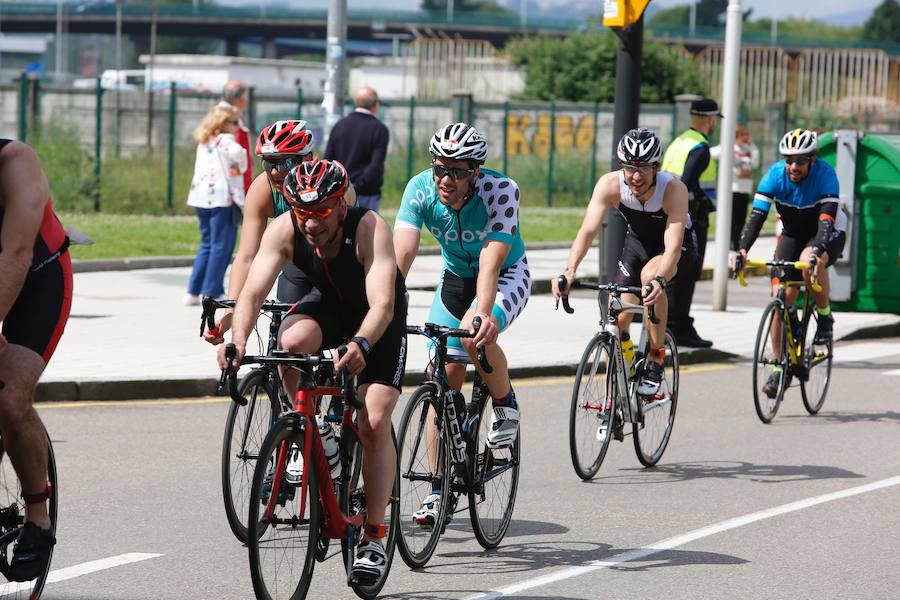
[590,460,865,485]
[787,410,900,424]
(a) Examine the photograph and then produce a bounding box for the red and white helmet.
[283,159,349,205]
[255,120,314,156]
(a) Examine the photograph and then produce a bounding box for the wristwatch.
[654,276,667,290]
[351,336,371,357]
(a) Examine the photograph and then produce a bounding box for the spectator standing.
[711,122,760,252]
[660,97,721,348]
[325,86,389,212]
[183,105,247,305]
[219,80,254,194]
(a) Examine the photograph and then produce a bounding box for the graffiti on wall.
[506,114,599,158]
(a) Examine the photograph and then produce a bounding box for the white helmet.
[429,122,487,164]
[617,128,663,164]
[779,129,818,156]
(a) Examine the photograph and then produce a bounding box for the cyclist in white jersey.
[552,128,696,399]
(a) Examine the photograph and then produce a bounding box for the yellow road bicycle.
[737,257,834,423]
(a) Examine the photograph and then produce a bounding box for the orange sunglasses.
[291,202,337,221]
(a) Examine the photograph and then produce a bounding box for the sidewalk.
[37,237,900,401]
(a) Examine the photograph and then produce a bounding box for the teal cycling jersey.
[272,188,290,217]
[395,167,526,278]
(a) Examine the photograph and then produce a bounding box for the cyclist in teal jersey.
[203,120,356,344]
[395,122,529,438]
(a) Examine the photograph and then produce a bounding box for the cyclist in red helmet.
[203,119,356,343]
[222,158,406,583]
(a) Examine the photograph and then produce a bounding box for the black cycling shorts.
[774,232,846,282]
[276,261,316,304]
[612,230,699,288]
[287,295,408,391]
[3,250,73,364]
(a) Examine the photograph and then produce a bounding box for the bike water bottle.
[317,416,341,478]
[621,332,636,376]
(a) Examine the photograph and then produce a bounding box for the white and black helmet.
[779,128,818,156]
[429,122,487,164]
[617,128,663,164]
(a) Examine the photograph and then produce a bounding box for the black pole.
[603,15,644,285]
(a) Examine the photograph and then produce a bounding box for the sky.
[300,0,883,22]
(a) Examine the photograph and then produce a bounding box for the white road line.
[833,342,900,364]
[0,552,163,597]
[883,369,900,377]
[464,475,900,600]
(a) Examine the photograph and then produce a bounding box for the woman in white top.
[184,105,248,305]
[711,123,760,251]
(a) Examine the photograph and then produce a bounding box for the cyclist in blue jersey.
[731,128,846,398]
[394,123,529,521]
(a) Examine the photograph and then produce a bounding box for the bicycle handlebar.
[200,295,297,338]
[406,317,493,374]
[220,343,362,409]
[736,258,823,293]
[557,277,658,324]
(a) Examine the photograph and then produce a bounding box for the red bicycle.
[221,345,398,600]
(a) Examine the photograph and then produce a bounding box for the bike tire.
[569,333,616,480]
[0,430,57,600]
[469,389,520,549]
[396,385,449,569]
[248,416,319,600]
[752,300,789,424]
[801,312,833,415]
[222,368,280,544]
[633,329,679,466]
[341,428,400,599]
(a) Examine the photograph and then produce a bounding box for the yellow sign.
[506,114,598,158]
[603,0,651,28]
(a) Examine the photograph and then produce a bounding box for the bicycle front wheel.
[633,330,679,466]
[0,430,58,600]
[752,300,789,424]
[396,385,449,569]
[801,313,833,415]
[341,427,399,599]
[569,333,616,480]
[248,416,319,600]
[469,388,520,549]
[222,368,281,544]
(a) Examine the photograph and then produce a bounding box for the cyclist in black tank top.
[221,159,405,582]
[552,129,694,396]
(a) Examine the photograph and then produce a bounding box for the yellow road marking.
[38,397,227,410]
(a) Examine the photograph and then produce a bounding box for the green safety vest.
[661,128,717,187]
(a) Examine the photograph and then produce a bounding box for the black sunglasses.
[432,164,474,181]
[262,156,304,173]
[784,156,812,166]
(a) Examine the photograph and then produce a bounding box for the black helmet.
[283,158,349,205]
[617,128,663,164]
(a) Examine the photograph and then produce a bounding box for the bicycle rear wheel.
[396,385,449,568]
[0,431,57,600]
[222,368,281,544]
[801,312,833,415]
[248,416,319,600]
[340,426,399,599]
[752,301,789,424]
[469,389,520,549]
[633,330,679,466]
[569,333,616,480]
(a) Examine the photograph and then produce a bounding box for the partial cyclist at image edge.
[394,122,530,527]
[0,139,71,583]
[732,128,846,398]
[552,128,696,400]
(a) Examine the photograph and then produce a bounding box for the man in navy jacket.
[325,86,390,212]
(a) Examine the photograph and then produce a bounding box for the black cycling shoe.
[8,522,55,582]
[762,371,782,399]
[813,313,834,345]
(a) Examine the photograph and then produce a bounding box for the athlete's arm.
[0,142,49,323]
[337,212,397,375]
[553,172,616,298]
[393,174,426,278]
[221,213,292,369]
[811,167,840,255]
[657,178,689,284]
[470,239,510,347]
[393,228,420,279]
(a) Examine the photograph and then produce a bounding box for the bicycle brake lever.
[220,343,246,405]
[555,275,575,314]
[336,345,362,409]
[471,317,494,374]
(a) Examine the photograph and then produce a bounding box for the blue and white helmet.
[617,128,663,164]
[429,122,487,164]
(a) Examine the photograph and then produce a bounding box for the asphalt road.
[27,336,900,600]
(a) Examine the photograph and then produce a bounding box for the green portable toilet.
[818,131,900,314]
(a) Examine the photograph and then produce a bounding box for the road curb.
[36,346,737,403]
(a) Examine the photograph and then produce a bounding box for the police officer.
[660,98,721,348]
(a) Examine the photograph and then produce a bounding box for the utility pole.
[114,0,122,156]
[146,0,157,151]
[55,0,63,81]
[712,0,743,311]
[323,0,347,142]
